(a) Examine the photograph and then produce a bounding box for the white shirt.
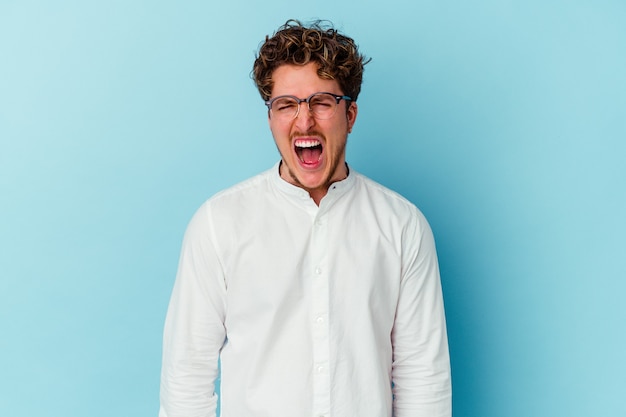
[159,163,451,417]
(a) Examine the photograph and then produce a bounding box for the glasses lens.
[309,93,338,119]
[271,97,299,120]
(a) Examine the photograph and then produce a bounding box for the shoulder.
[188,168,275,227]
[351,172,427,224]
[347,172,437,260]
[205,167,273,208]
[212,168,273,202]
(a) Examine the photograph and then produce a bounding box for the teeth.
[295,139,321,148]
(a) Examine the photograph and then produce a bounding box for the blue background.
[1,1,625,416]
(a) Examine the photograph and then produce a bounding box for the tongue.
[301,147,322,164]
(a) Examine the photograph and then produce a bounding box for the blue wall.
[1,1,624,416]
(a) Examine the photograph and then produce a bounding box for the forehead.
[271,62,341,97]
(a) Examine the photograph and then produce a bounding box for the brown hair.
[252,19,370,102]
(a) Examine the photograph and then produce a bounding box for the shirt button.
[317,366,324,373]
[316,316,324,324]
[315,267,322,275]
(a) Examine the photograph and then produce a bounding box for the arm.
[391,211,451,417]
[159,204,227,417]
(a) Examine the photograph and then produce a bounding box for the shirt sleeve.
[391,209,452,417]
[159,203,227,417]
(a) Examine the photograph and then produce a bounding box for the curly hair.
[252,19,370,102]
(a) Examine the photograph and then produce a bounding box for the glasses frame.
[265,92,353,120]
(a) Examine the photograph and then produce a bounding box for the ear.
[347,102,358,133]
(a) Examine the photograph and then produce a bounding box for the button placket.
[310,212,330,416]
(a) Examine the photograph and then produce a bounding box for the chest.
[218,208,404,328]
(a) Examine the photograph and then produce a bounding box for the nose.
[294,102,315,131]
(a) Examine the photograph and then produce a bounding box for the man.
[159,20,451,417]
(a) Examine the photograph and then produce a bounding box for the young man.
[159,20,451,417]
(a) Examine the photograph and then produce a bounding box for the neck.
[278,162,349,206]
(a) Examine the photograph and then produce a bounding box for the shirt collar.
[270,161,356,206]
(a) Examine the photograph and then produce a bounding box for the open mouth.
[294,138,323,165]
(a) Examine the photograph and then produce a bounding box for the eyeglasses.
[265,92,352,121]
